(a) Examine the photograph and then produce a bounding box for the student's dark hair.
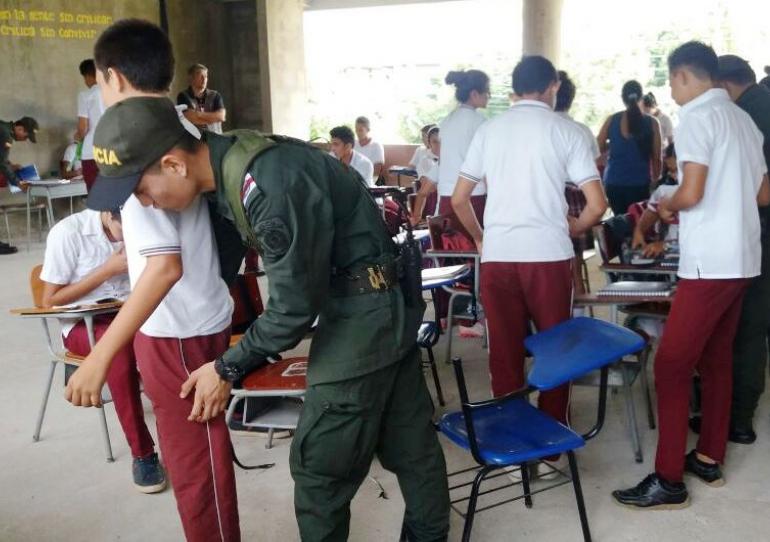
[554,70,576,112]
[719,65,756,86]
[79,59,96,77]
[94,19,174,93]
[445,69,490,103]
[329,125,355,146]
[188,63,208,76]
[667,41,718,80]
[146,131,201,172]
[511,56,557,96]
[355,116,370,129]
[427,126,440,139]
[642,92,657,108]
[621,80,651,159]
[664,142,675,159]
[420,123,436,135]
[761,75,770,90]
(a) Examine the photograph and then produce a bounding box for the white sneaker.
[533,457,569,481]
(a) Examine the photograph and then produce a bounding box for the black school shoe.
[684,450,725,487]
[0,241,17,255]
[688,416,757,444]
[612,473,690,510]
[132,452,167,494]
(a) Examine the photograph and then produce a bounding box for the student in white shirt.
[437,69,489,220]
[452,56,606,448]
[60,141,82,179]
[613,41,770,511]
[40,208,165,494]
[75,59,105,190]
[555,71,601,161]
[330,125,375,186]
[643,92,675,147]
[408,123,437,170]
[354,116,385,180]
[410,125,440,225]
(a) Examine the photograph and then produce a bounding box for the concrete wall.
[0,0,157,176]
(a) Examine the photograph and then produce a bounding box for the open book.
[597,281,673,297]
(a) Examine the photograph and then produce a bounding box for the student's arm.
[597,115,612,155]
[410,177,437,226]
[452,177,483,252]
[185,110,226,124]
[372,162,384,179]
[570,180,607,237]
[649,117,662,183]
[0,142,15,185]
[757,174,770,206]
[75,117,88,142]
[660,162,708,218]
[65,254,182,407]
[42,249,126,308]
[372,143,385,179]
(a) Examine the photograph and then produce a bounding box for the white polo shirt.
[121,195,233,339]
[349,150,374,186]
[409,146,429,168]
[556,111,601,160]
[460,100,600,263]
[673,88,767,279]
[77,85,104,160]
[355,139,385,168]
[416,153,438,181]
[438,105,486,196]
[40,210,129,337]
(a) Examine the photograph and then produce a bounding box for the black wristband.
[214,357,245,383]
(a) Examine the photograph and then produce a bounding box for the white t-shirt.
[409,146,429,168]
[40,210,130,337]
[460,100,600,263]
[350,150,374,186]
[647,184,679,242]
[673,88,767,279]
[438,105,486,196]
[355,139,385,168]
[416,154,438,181]
[77,85,104,160]
[556,111,601,160]
[121,195,233,338]
[62,142,82,171]
[655,111,674,145]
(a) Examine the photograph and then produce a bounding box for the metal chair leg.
[3,210,11,244]
[638,347,656,429]
[443,292,458,365]
[521,462,533,509]
[33,360,58,442]
[621,364,643,463]
[266,427,275,449]
[97,407,115,462]
[462,466,490,542]
[567,451,592,542]
[426,346,445,406]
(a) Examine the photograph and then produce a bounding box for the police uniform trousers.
[289,349,450,542]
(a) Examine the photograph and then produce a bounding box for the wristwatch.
[214,357,245,383]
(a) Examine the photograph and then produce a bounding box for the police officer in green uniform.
[85,97,450,542]
[0,116,38,255]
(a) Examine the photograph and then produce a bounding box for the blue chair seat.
[439,398,584,466]
[525,317,645,392]
[417,322,440,347]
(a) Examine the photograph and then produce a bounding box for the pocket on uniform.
[293,399,366,480]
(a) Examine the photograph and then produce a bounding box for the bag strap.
[221,130,276,249]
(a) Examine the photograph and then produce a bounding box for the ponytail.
[445,69,490,103]
[621,80,652,158]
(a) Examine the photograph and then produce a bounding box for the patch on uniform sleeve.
[255,217,291,258]
[241,173,257,206]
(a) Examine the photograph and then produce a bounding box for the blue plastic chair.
[439,317,645,542]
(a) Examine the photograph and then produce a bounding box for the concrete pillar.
[522,0,564,66]
[257,0,309,138]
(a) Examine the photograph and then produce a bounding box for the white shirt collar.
[512,99,552,110]
[680,88,729,116]
[82,209,105,237]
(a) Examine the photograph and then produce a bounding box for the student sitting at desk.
[329,125,374,186]
[631,144,679,257]
[40,208,166,494]
[410,125,441,224]
[409,123,437,171]
[60,140,83,180]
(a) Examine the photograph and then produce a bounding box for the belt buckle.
[367,265,389,290]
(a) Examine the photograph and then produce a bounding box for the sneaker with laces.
[132,452,167,494]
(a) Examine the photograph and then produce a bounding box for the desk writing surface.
[241,358,307,392]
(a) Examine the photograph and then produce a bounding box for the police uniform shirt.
[0,120,14,184]
[438,105,486,197]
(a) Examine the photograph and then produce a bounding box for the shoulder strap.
[221,130,277,249]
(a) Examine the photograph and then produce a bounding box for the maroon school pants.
[134,329,240,542]
[63,316,155,459]
[654,278,749,483]
[480,260,573,423]
[81,159,98,192]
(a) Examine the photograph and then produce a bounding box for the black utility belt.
[330,260,403,296]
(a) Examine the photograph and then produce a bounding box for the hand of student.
[103,248,128,277]
[657,198,675,223]
[65,358,109,407]
[567,216,581,237]
[642,241,666,258]
[474,237,483,255]
[180,361,233,423]
[631,229,645,250]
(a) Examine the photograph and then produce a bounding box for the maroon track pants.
[81,159,98,192]
[63,316,155,459]
[654,278,749,483]
[134,329,240,542]
[480,260,573,423]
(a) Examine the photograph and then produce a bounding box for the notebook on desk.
[597,281,673,297]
